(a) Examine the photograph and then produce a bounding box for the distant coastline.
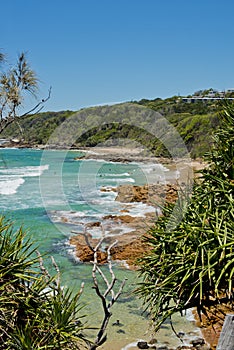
[0,140,205,174]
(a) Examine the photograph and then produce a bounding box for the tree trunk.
[216,314,234,350]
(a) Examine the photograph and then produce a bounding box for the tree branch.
[20,86,52,118]
[0,86,52,134]
[74,225,127,350]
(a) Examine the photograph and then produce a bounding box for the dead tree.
[72,226,127,349]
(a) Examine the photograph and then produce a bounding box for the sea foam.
[0,177,25,195]
[0,164,49,195]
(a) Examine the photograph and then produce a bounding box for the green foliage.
[0,93,226,158]
[0,217,86,349]
[136,102,234,331]
[1,110,74,144]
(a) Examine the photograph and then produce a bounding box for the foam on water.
[0,164,49,177]
[101,172,131,177]
[0,177,25,195]
[0,164,49,196]
[123,202,156,217]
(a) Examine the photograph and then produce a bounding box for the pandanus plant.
[0,217,87,349]
[137,101,234,330]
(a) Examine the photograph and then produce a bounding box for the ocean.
[0,147,200,349]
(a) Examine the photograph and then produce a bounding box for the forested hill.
[1,91,230,158]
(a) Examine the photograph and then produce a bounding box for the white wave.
[0,177,25,195]
[100,172,131,177]
[0,164,49,196]
[48,210,103,224]
[0,164,49,177]
[118,177,135,183]
[134,162,169,173]
[80,158,108,163]
[122,202,156,217]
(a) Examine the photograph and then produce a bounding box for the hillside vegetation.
[1,90,232,158]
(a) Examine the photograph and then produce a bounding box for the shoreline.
[0,142,206,170]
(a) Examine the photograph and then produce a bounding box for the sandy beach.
[75,145,206,173]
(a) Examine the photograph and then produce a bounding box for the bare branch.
[36,250,51,281]
[79,282,85,297]
[77,226,127,350]
[51,255,61,289]
[20,86,52,118]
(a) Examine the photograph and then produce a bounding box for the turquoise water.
[0,148,199,349]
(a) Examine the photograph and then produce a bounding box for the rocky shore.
[69,145,205,268]
[69,183,179,268]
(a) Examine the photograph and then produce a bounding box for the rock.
[190,337,205,347]
[115,184,178,206]
[69,235,108,263]
[177,331,185,338]
[100,186,116,192]
[69,182,179,267]
[137,341,149,349]
[112,319,124,326]
[86,221,101,227]
[61,216,68,222]
[74,155,85,160]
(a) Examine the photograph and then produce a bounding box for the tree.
[136,101,234,331]
[71,227,127,350]
[0,51,51,134]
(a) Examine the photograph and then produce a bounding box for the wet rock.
[86,221,101,227]
[100,186,116,192]
[190,337,205,347]
[61,216,68,222]
[116,329,125,334]
[137,341,149,349]
[177,331,185,338]
[69,183,178,267]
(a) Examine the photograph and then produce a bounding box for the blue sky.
[1,0,234,112]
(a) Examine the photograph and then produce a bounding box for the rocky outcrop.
[69,184,178,268]
[70,232,150,267]
[115,184,178,206]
